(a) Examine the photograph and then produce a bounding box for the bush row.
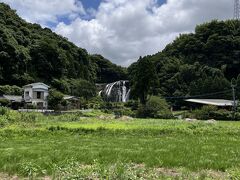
[185,105,240,121]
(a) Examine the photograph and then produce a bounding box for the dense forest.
[0,3,127,90]
[129,20,240,105]
[91,55,127,83]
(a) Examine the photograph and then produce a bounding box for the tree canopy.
[0,3,127,90]
[128,20,240,107]
[129,56,159,105]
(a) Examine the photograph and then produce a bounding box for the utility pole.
[231,79,237,119]
[234,0,240,19]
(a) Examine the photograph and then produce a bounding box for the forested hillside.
[91,55,127,83]
[129,20,240,102]
[0,3,127,89]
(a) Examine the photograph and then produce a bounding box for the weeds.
[0,111,240,178]
[0,107,8,115]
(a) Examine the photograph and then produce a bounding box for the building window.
[25,91,29,96]
[37,92,41,99]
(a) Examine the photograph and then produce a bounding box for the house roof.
[0,95,23,102]
[23,82,50,88]
[185,99,236,107]
[63,95,79,101]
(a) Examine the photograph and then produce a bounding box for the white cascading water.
[122,81,127,102]
[98,90,102,96]
[100,80,130,102]
[106,81,117,96]
[125,89,131,102]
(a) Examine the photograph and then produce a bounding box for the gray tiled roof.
[1,95,23,102]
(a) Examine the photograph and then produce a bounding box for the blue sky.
[81,0,102,10]
[0,0,232,66]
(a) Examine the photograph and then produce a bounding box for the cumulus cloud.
[55,0,232,66]
[0,0,233,66]
[0,0,85,26]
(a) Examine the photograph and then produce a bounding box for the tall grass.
[0,110,240,178]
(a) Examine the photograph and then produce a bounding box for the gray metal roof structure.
[63,95,79,101]
[185,99,236,107]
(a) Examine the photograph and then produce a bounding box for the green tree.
[48,89,64,110]
[51,78,96,100]
[0,85,22,95]
[137,96,172,118]
[70,79,96,100]
[236,74,240,99]
[91,54,128,83]
[130,57,159,105]
[0,3,127,87]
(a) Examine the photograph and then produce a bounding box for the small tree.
[137,96,172,118]
[48,89,64,110]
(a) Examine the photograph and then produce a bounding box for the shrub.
[100,102,121,110]
[137,96,173,119]
[113,107,135,118]
[25,104,37,109]
[87,96,104,109]
[0,106,9,115]
[124,100,139,111]
[0,99,10,106]
[99,101,136,117]
[192,105,218,120]
[48,89,64,110]
[190,105,240,120]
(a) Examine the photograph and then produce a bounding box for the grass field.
[0,110,240,179]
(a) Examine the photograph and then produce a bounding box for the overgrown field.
[0,109,240,179]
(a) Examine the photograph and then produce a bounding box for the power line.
[165,83,240,100]
[165,89,232,100]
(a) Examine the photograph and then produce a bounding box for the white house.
[23,83,49,109]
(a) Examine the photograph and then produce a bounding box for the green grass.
[0,110,240,179]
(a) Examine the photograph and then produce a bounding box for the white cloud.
[1,0,233,66]
[55,0,232,66]
[0,0,85,26]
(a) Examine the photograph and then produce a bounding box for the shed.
[0,95,24,109]
[0,95,23,102]
[185,99,236,107]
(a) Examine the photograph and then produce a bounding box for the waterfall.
[100,80,130,102]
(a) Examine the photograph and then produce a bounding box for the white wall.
[23,84,49,108]
[24,87,33,100]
